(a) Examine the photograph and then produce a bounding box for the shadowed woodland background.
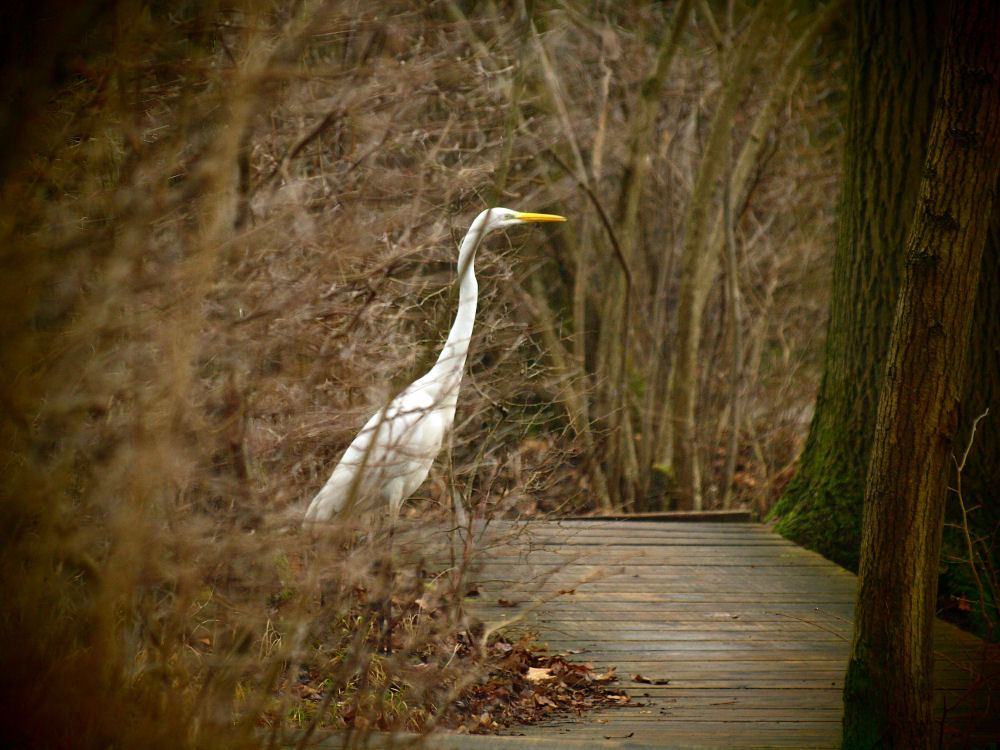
[2,1,993,747]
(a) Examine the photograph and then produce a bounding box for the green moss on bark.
[770,0,942,570]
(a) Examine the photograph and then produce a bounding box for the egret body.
[304,207,565,525]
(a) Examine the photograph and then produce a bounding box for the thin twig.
[543,147,629,289]
[765,610,850,641]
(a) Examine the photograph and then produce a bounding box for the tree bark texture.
[772,0,942,569]
[842,0,1000,746]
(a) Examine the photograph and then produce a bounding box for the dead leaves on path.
[448,632,631,733]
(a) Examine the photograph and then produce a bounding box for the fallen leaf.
[533,693,556,707]
[631,673,669,685]
[527,667,555,683]
[590,667,618,682]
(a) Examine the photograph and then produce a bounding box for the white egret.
[304,207,566,526]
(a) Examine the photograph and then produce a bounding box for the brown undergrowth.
[2,1,839,747]
[272,578,629,736]
[193,519,629,742]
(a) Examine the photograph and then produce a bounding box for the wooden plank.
[478,582,857,595]
[511,721,841,748]
[472,554,846,567]
[534,631,850,642]
[530,622,849,633]
[556,510,756,522]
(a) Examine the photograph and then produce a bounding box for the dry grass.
[0,1,841,747]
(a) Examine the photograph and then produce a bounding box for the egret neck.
[425,211,490,405]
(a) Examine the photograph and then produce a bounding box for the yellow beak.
[514,212,567,223]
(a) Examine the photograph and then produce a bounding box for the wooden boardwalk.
[455,520,1000,749]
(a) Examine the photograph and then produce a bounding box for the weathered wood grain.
[456,520,1000,749]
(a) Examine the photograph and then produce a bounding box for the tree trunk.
[842,1,1000,745]
[616,0,693,259]
[668,0,777,509]
[613,0,692,511]
[771,0,943,569]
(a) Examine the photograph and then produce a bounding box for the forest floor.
[295,520,1000,748]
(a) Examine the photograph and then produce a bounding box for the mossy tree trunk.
[842,0,1000,745]
[770,0,943,568]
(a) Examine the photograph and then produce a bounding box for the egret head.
[477,207,567,233]
[458,207,566,263]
